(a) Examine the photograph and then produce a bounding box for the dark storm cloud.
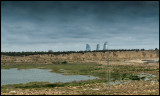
[1,1,159,51]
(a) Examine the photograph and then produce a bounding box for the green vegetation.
[2,62,158,79]
[1,62,159,89]
[61,61,68,64]
[2,62,104,78]
[1,79,106,89]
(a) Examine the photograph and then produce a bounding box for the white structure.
[103,41,108,50]
[96,44,100,51]
[86,44,91,51]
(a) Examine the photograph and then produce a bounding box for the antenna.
[106,41,110,90]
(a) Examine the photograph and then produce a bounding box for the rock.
[9,91,16,94]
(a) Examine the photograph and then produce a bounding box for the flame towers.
[85,41,108,51]
[96,44,100,51]
[103,41,108,50]
[86,44,91,51]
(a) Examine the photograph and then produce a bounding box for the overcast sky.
[1,1,159,52]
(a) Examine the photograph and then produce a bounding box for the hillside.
[1,50,159,65]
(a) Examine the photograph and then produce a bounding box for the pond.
[1,68,98,86]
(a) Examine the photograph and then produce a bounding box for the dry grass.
[1,81,159,95]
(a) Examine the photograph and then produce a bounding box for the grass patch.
[1,79,106,89]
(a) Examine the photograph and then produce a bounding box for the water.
[107,80,132,86]
[143,60,159,63]
[137,73,157,81]
[106,73,158,86]
[1,68,98,86]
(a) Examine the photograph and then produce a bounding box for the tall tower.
[86,44,91,51]
[103,41,108,50]
[96,44,100,51]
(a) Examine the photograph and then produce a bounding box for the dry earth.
[1,81,159,95]
[1,50,159,65]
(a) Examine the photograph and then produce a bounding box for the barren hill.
[1,50,159,65]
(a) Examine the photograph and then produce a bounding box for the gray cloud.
[1,1,159,52]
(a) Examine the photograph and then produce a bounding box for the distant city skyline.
[1,1,159,52]
[86,44,91,51]
[96,44,100,51]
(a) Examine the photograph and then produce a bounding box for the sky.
[1,1,159,52]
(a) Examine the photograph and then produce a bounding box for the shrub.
[61,61,68,64]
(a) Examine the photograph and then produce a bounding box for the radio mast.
[106,41,110,90]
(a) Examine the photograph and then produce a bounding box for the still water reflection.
[1,68,98,85]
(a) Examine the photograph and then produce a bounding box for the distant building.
[86,44,91,51]
[103,41,108,50]
[96,44,100,51]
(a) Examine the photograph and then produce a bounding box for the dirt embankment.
[1,50,159,65]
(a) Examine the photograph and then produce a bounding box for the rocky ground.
[1,81,159,95]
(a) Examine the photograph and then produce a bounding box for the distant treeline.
[1,48,159,56]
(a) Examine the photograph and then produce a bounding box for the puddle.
[142,60,159,63]
[107,80,132,86]
[137,73,157,81]
[107,73,158,86]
